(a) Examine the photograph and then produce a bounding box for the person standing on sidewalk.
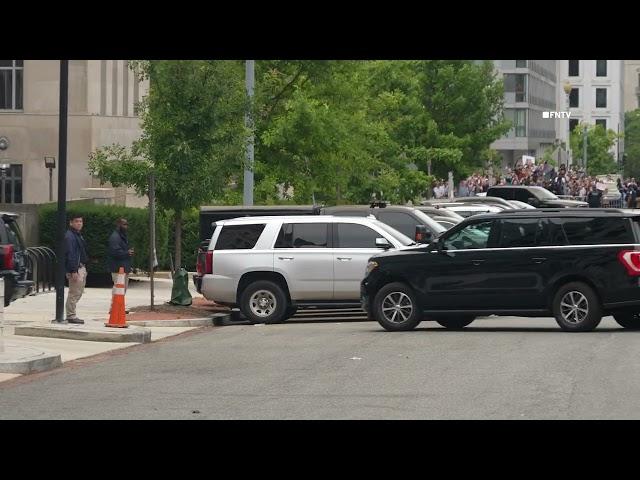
[65,214,89,324]
[107,218,134,311]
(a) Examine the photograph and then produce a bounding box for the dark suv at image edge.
[0,212,33,306]
[361,209,640,332]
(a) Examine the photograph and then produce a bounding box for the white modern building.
[623,60,640,112]
[556,60,624,164]
[491,60,559,168]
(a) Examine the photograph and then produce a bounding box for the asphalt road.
[2,313,640,419]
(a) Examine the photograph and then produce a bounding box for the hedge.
[39,203,171,275]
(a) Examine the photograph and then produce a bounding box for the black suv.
[0,212,33,306]
[361,209,640,332]
[487,185,588,208]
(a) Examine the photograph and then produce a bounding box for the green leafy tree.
[89,60,246,268]
[570,123,620,176]
[624,109,640,178]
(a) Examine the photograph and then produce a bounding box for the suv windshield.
[529,187,559,200]
[370,220,416,246]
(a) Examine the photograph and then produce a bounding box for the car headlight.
[365,261,379,276]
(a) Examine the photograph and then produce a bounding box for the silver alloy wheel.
[381,292,413,324]
[250,290,277,318]
[560,291,589,324]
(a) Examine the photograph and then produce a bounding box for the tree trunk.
[174,210,183,270]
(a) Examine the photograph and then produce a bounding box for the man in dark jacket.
[587,185,602,208]
[108,218,134,294]
[65,214,89,324]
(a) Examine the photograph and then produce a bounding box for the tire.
[613,312,640,330]
[436,316,475,330]
[552,282,602,332]
[373,282,422,331]
[283,306,298,320]
[239,280,288,324]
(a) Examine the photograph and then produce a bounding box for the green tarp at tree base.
[169,268,192,306]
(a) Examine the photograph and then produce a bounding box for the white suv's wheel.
[240,280,288,324]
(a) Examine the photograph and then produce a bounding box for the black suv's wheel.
[239,280,288,324]
[613,312,640,330]
[436,316,475,330]
[552,282,602,332]
[373,282,422,331]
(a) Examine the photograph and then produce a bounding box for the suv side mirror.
[528,197,540,207]
[375,237,392,249]
[415,225,432,244]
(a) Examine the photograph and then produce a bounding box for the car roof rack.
[369,200,388,208]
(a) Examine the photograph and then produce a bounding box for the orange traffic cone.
[106,267,128,328]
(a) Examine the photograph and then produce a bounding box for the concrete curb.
[0,345,63,374]
[127,313,230,327]
[14,324,152,344]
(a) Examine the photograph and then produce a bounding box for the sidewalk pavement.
[0,276,206,383]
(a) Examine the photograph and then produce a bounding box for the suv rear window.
[561,217,633,245]
[498,218,545,248]
[275,223,329,248]
[215,224,266,250]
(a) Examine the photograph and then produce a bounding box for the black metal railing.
[24,247,56,294]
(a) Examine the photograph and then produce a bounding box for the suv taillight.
[2,245,14,270]
[205,251,213,274]
[618,250,640,276]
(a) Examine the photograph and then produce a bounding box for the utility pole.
[243,60,255,206]
[54,60,69,323]
[148,173,156,311]
[583,124,588,171]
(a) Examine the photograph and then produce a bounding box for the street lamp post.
[563,81,572,167]
[0,164,10,204]
[44,156,56,202]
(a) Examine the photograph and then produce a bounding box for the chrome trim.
[440,244,640,253]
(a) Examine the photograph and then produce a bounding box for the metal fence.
[24,247,56,294]
[557,195,626,208]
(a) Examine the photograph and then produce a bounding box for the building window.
[595,119,607,130]
[0,165,23,203]
[515,74,526,102]
[596,88,607,108]
[569,119,579,132]
[516,60,526,68]
[569,88,579,108]
[0,60,24,110]
[568,60,579,77]
[514,109,526,137]
[596,60,607,77]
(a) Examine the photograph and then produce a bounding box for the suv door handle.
[278,256,294,261]
[471,259,485,266]
[532,257,547,264]
[337,257,352,261]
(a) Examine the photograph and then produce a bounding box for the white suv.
[200,215,417,323]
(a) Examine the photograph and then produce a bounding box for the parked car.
[414,206,465,222]
[0,212,34,306]
[422,202,504,218]
[440,196,515,209]
[200,215,419,323]
[487,185,588,208]
[507,199,536,209]
[431,216,462,229]
[361,208,640,332]
[321,203,446,243]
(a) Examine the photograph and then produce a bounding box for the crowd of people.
[431,160,640,208]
